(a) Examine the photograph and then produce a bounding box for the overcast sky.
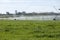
[0,0,60,13]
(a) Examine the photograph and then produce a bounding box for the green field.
[0,20,60,40]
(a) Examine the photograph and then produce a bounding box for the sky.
[0,0,60,14]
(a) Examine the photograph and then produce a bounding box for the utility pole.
[15,10,18,14]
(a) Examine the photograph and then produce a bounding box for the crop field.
[0,20,60,40]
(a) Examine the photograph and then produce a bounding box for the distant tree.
[6,12,10,15]
[18,12,22,15]
[32,12,37,15]
[22,11,26,14]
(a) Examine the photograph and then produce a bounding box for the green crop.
[0,20,60,40]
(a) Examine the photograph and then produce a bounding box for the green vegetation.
[0,20,60,40]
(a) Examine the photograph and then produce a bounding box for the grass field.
[0,20,60,40]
